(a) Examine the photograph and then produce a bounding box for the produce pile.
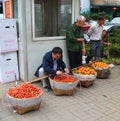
[73,66,96,75]
[90,61,111,79]
[53,74,76,83]
[7,84,42,99]
[91,61,109,69]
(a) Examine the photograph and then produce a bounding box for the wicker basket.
[51,87,75,96]
[80,80,94,88]
[90,61,111,79]
[94,68,111,79]
[72,73,96,88]
[49,77,78,96]
[13,103,41,115]
[6,92,42,114]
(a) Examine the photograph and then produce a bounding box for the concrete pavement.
[0,65,120,121]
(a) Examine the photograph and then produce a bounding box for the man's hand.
[56,71,63,75]
[64,68,69,73]
[107,42,111,46]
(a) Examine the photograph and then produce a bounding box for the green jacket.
[66,23,84,52]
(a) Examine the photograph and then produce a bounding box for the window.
[33,0,72,38]
[12,0,18,18]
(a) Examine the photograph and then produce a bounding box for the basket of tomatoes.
[90,61,111,79]
[6,83,43,114]
[72,66,97,88]
[49,74,78,96]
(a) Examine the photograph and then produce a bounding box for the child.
[102,30,111,58]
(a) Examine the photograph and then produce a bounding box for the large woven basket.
[93,67,111,79]
[80,80,94,88]
[72,73,96,88]
[13,103,41,115]
[6,92,42,114]
[90,61,111,79]
[51,87,75,96]
[49,77,78,96]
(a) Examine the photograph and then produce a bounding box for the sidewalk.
[0,65,120,121]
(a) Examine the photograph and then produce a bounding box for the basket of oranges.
[72,66,97,87]
[90,61,111,78]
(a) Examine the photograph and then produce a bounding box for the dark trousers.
[68,51,82,70]
[86,40,102,63]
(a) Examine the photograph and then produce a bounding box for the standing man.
[86,16,105,63]
[66,15,86,70]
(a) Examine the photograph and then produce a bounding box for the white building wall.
[18,0,28,81]
[28,40,69,80]
[18,0,80,81]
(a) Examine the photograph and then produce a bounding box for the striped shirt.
[87,23,103,41]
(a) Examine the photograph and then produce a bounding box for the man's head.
[52,47,63,60]
[76,15,86,27]
[97,16,105,26]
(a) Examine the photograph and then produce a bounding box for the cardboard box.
[0,19,18,53]
[0,52,19,83]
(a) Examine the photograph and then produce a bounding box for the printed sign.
[5,0,11,18]
[80,0,90,15]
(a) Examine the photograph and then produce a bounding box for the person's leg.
[39,68,50,91]
[86,41,97,63]
[95,42,102,61]
[68,51,77,69]
[76,52,82,67]
[46,78,51,89]
[68,51,83,69]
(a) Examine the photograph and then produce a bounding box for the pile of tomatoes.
[53,74,76,83]
[7,84,42,99]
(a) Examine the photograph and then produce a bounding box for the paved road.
[0,65,120,121]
